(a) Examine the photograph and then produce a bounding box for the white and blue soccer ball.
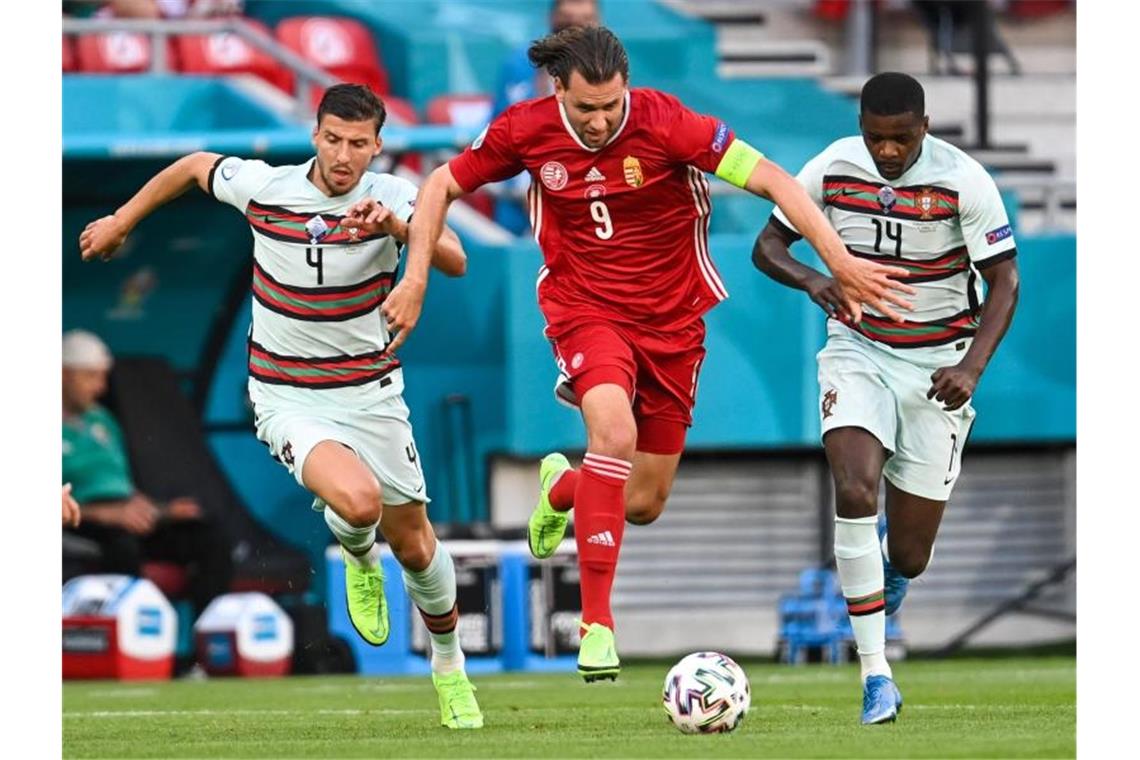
[662,651,751,734]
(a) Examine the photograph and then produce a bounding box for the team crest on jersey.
[305,215,331,244]
[584,183,607,199]
[915,187,937,220]
[623,156,644,188]
[822,389,838,419]
[571,352,585,370]
[541,161,569,190]
[877,185,897,211]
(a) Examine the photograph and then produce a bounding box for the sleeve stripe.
[975,247,1017,270]
[207,155,227,201]
[768,214,802,243]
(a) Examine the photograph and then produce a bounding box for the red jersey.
[449,87,734,335]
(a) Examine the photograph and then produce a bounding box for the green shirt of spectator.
[63,405,133,503]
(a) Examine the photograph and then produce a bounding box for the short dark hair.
[316,83,387,133]
[527,25,628,87]
[860,72,925,118]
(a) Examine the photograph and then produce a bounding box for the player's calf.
[624,487,668,525]
[883,541,933,579]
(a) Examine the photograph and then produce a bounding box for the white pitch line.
[64,708,433,719]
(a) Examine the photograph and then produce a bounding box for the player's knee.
[625,487,668,525]
[833,477,878,516]
[889,545,931,579]
[587,421,637,461]
[389,530,434,573]
[336,479,382,527]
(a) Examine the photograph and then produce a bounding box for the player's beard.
[321,162,358,195]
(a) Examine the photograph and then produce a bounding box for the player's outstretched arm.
[741,157,916,323]
[79,151,221,262]
[381,164,468,354]
[928,258,1019,410]
[752,222,848,319]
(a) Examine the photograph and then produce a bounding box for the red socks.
[549,468,579,511]
[574,452,632,630]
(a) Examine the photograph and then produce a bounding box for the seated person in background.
[490,0,600,233]
[61,329,233,615]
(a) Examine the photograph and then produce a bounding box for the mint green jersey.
[62,405,134,503]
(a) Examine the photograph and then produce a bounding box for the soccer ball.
[662,651,751,734]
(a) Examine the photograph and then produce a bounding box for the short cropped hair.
[860,72,925,118]
[317,83,387,134]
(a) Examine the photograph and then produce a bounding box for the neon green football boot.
[528,453,572,559]
[577,620,621,682]
[342,547,389,646]
[432,670,484,729]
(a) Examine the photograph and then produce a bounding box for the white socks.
[402,541,465,674]
[835,516,892,682]
[325,506,378,564]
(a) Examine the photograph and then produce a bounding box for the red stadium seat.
[63,35,77,73]
[275,16,390,95]
[174,19,293,93]
[75,31,179,74]
[425,94,493,128]
[424,94,495,217]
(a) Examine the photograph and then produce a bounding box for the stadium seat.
[174,19,293,94]
[425,94,493,129]
[63,35,77,73]
[275,16,390,95]
[75,31,179,74]
[105,356,312,596]
[424,94,496,217]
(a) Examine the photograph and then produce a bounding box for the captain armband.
[713,139,765,189]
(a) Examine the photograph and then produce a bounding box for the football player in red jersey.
[382,26,915,681]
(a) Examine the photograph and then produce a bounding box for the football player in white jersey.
[753,72,1020,725]
[79,84,484,729]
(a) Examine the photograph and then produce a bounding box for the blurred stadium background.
[61,0,1075,675]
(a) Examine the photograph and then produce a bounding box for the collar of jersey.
[557,90,631,152]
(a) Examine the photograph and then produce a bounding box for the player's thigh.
[377,499,436,572]
[883,479,945,576]
[302,440,383,525]
[548,321,637,412]
[341,396,431,508]
[256,408,380,520]
[882,355,977,503]
[625,450,682,524]
[817,334,898,456]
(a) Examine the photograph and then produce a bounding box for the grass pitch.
[63,656,1074,758]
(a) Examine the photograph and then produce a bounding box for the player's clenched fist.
[381,277,426,354]
[79,214,131,262]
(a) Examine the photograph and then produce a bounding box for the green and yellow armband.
[714,139,765,188]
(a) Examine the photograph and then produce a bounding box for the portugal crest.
[916,187,937,220]
[822,389,838,420]
[623,156,644,188]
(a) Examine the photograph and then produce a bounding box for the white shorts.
[817,327,976,501]
[254,394,429,507]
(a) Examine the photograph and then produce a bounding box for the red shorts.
[547,319,707,455]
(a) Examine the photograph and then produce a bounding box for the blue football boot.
[879,518,909,616]
[862,674,903,725]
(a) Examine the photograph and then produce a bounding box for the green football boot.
[342,547,389,646]
[577,620,621,682]
[528,453,572,559]
[432,670,484,729]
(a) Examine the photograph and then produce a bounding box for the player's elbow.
[751,226,781,273]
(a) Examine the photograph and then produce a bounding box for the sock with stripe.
[549,468,579,512]
[574,452,631,631]
[324,506,378,567]
[401,540,465,674]
[835,515,892,682]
